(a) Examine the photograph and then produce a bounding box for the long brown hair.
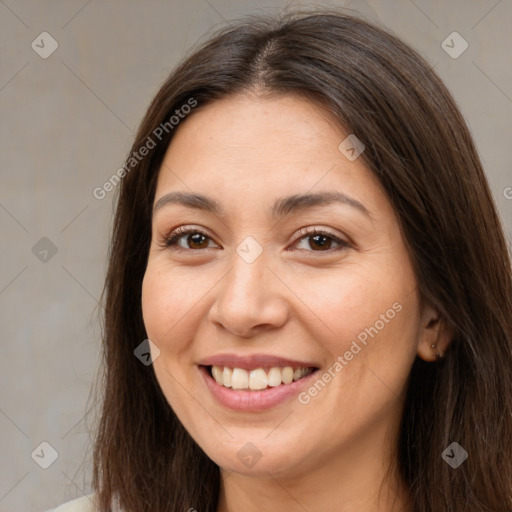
[90,9,512,512]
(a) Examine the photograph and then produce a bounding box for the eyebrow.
[153,191,372,220]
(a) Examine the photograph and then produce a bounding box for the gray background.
[1,1,511,511]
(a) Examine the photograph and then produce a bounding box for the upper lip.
[197,353,319,370]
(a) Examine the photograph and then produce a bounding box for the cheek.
[141,265,201,415]
[141,264,199,353]
[297,265,408,344]
[301,260,419,393]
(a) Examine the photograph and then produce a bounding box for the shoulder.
[46,494,99,512]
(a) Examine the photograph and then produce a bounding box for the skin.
[141,92,453,512]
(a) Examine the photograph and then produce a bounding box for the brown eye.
[308,234,333,250]
[294,228,350,252]
[186,232,209,249]
[164,228,218,250]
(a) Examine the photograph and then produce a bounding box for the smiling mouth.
[205,365,317,391]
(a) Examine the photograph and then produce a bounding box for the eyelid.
[159,225,221,250]
[291,226,351,251]
[160,225,351,253]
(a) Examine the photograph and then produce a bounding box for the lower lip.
[199,365,319,411]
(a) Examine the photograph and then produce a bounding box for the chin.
[199,436,310,478]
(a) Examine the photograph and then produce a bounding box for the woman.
[50,9,512,512]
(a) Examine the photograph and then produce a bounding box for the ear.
[417,302,454,362]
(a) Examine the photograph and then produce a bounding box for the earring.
[431,343,443,360]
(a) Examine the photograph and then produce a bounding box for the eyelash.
[161,226,351,253]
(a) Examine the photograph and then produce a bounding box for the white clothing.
[46,495,99,512]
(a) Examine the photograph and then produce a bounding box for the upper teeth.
[211,365,314,390]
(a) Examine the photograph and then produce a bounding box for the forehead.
[154,93,390,220]
[162,93,345,170]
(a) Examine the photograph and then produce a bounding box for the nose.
[207,248,289,338]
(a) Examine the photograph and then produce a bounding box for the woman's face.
[141,93,437,479]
